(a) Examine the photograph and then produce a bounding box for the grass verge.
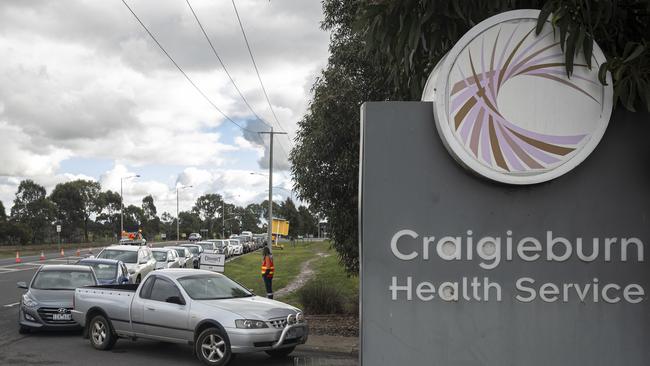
[279,247,359,314]
[224,241,329,296]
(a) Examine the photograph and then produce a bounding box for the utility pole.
[176,185,192,241]
[259,127,287,252]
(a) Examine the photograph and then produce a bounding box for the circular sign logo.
[422,10,613,185]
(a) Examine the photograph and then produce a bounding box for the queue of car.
[15,233,302,365]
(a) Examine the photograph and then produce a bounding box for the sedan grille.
[37,307,76,325]
[269,318,288,329]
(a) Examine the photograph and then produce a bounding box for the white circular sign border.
[431,9,613,185]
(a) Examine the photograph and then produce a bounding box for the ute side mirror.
[166,296,185,305]
[17,282,27,289]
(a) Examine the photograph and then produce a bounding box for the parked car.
[96,245,156,284]
[232,236,251,253]
[152,248,182,270]
[180,243,204,269]
[165,246,192,268]
[229,239,243,256]
[77,258,131,285]
[196,241,217,254]
[188,233,202,241]
[72,269,308,365]
[119,238,147,246]
[17,264,98,334]
[207,239,229,257]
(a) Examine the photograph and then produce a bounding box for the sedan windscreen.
[88,263,117,281]
[98,250,137,263]
[152,251,168,262]
[32,270,95,290]
[178,274,252,300]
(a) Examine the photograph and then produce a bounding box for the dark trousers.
[263,275,273,299]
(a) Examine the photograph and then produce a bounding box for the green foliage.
[11,180,56,243]
[538,0,649,111]
[0,200,5,222]
[291,0,392,274]
[50,180,101,242]
[298,280,346,314]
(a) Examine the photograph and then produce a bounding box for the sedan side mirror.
[166,296,185,305]
[17,282,27,289]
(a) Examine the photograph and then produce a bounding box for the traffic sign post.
[200,253,225,273]
[56,224,61,252]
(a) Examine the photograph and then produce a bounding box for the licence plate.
[287,327,304,338]
[53,313,71,321]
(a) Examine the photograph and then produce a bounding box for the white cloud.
[0,0,328,214]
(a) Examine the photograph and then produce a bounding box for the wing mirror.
[166,296,185,305]
[17,281,27,289]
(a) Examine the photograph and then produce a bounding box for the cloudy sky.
[0,0,329,216]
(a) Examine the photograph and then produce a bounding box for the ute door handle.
[145,306,156,311]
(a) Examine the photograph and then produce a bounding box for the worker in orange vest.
[261,247,274,299]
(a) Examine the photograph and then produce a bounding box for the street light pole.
[259,128,287,251]
[176,185,192,241]
[120,174,140,236]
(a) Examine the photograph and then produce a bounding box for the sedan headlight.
[22,294,37,308]
[235,319,268,329]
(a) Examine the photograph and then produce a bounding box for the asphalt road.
[0,254,356,366]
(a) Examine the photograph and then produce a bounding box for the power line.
[185,0,272,131]
[121,0,260,135]
[230,0,293,148]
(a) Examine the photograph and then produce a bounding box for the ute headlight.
[235,319,268,329]
[286,314,296,325]
[22,294,37,308]
[296,312,305,323]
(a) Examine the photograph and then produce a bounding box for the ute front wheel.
[195,328,231,366]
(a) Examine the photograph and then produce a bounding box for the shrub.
[298,280,346,314]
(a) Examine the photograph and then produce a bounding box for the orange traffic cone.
[39,251,45,261]
[76,248,80,256]
[15,251,21,263]
[60,248,65,257]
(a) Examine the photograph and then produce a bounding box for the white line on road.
[3,302,19,308]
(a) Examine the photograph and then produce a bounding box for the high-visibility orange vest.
[261,256,274,278]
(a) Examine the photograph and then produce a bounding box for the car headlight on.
[22,294,37,308]
[235,319,268,329]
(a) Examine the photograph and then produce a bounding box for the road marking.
[3,302,19,308]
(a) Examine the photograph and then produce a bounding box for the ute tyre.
[266,346,296,358]
[89,315,117,350]
[195,328,231,366]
